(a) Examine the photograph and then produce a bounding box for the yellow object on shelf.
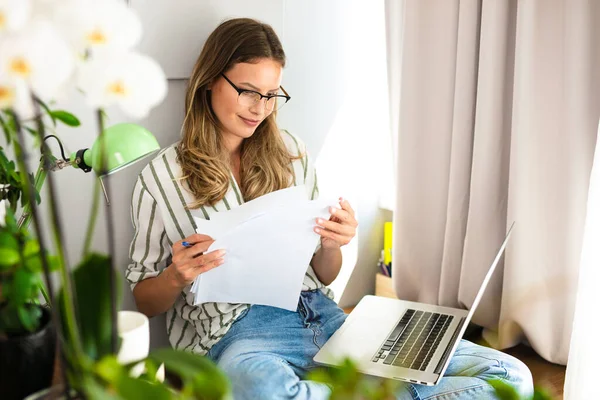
[384,221,393,265]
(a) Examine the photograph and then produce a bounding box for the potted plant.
[0,108,61,399]
[0,208,60,400]
[1,1,233,399]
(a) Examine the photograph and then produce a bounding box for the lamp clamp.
[75,149,92,173]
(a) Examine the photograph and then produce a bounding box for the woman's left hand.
[314,198,358,249]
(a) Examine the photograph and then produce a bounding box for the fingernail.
[219,250,226,256]
[330,207,336,214]
[317,218,324,224]
[339,197,344,202]
[315,227,321,233]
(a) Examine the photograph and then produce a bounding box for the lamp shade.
[72,123,160,175]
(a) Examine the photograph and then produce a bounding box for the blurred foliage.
[0,209,59,336]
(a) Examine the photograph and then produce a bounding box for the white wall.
[13,0,392,350]
[279,0,393,307]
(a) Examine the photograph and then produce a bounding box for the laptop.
[314,223,514,386]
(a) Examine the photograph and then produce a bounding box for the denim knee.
[220,354,330,400]
[473,351,534,399]
[451,342,534,399]
[502,354,534,399]
[221,357,282,400]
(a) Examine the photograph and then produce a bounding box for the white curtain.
[563,119,600,399]
[387,0,600,366]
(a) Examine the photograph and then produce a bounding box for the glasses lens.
[238,91,288,112]
[269,96,288,112]
[238,91,260,108]
[265,97,277,112]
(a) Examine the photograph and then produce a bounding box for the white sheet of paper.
[190,186,335,310]
[194,185,309,239]
[190,185,310,294]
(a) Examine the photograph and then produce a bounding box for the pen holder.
[375,273,396,299]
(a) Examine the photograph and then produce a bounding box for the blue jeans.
[207,290,533,399]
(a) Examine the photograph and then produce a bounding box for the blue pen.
[182,241,194,248]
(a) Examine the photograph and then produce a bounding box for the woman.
[127,18,533,400]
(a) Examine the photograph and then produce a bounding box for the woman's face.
[210,58,283,150]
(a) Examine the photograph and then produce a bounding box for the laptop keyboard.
[371,309,454,371]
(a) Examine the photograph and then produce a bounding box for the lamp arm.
[17,155,72,229]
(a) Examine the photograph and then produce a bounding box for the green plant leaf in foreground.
[60,253,121,361]
[490,379,556,400]
[490,379,522,400]
[308,358,401,400]
[92,355,174,400]
[150,348,231,400]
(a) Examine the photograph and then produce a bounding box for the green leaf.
[0,114,12,143]
[82,376,122,400]
[0,303,42,335]
[3,208,18,231]
[93,356,174,400]
[46,254,61,271]
[532,387,555,400]
[12,267,37,304]
[149,349,230,400]
[490,379,522,400]
[116,375,174,400]
[24,254,42,273]
[0,247,19,267]
[50,110,81,127]
[95,355,126,383]
[0,303,21,334]
[61,253,121,361]
[25,172,41,205]
[23,239,40,258]
[137,359,159,384]
[17,304,42,332]
[24,126,37,137]
[0,231,19,250]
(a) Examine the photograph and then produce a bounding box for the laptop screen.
[464,222,515,324]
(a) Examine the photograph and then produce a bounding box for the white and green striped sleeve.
[126,175,170,290]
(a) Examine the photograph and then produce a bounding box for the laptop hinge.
[434,317,466,375]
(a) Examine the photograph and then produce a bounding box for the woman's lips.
[239,116,260,127]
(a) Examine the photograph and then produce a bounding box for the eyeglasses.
[221,73,291,112]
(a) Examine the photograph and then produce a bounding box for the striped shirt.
[126,130,333,355]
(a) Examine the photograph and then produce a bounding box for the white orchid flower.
[0,0,32,35]
[54,0,142,56]
[0,79,35,119]
[78,51,167,119]
[0,19,74,117]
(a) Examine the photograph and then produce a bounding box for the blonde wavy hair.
[177,18,298,209]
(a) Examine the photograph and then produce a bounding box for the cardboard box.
[375,273,396,299]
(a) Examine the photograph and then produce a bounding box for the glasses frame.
[220,73,291,111]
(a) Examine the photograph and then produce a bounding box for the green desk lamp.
[69,123,160,176]
[18,123,160,228]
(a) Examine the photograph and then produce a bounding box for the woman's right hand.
[166,233,226,289]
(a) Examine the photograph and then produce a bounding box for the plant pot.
[22,385,81,400]
[0,305,57,400]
